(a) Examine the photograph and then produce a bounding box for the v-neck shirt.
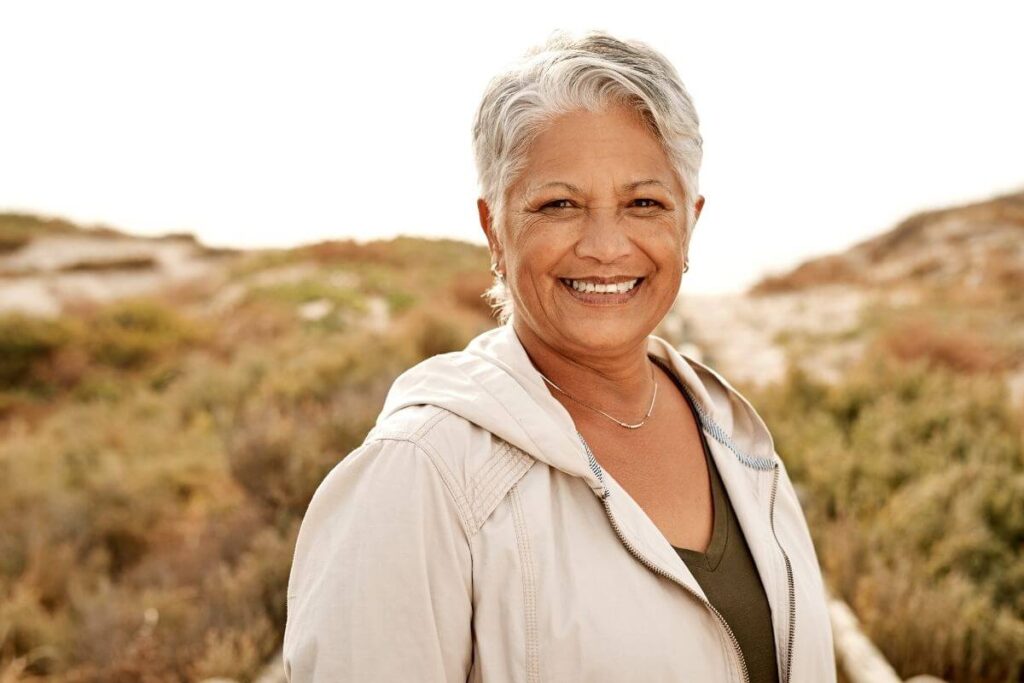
[650,354,780,683]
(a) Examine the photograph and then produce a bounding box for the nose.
[573,205,633,265]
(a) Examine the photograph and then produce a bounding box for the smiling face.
[478,102,704,359]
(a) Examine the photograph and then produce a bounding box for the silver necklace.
[537,360,658,429]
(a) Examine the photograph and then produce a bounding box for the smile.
[557,276,646,304]
[560,277,640,293]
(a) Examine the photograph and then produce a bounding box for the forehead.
[516,105,680,194]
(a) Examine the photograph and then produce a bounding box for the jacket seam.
[471,446,531,530]
[509,483,541,683]
[370,410,536,540]
[367,404,448,443]
[367,430,475,541]
[411,405,451,439]
[474,457,534,535]
[470,440,514,501]
[651,354,777,472]
[680,383,778,472]
[415,409,537,538]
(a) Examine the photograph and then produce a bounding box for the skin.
[477,102,717,552]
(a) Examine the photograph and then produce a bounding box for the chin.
[560,319,653,349]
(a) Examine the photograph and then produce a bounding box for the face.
[478,102,705,358]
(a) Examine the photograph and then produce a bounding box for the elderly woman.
[284,30,836,682]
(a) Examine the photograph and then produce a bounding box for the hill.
[750,189,1024,300]
[670,190,1024,402]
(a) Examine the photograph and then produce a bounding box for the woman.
[284,29,836,682]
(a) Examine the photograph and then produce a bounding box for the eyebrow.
[530,179,671,194]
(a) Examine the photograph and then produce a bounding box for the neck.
[511,318,655,421]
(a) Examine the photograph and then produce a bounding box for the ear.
[682,194,706,259]
[477,198,504,270]
[688,194,706,239]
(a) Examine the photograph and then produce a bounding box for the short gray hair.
[472,29,704,325]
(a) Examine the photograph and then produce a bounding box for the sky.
[1,1,1022,294]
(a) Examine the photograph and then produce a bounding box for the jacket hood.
[376,318,779,498]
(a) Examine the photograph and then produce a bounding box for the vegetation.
[743,313,1024,682]
[2,216,1021,681]
[0,235,495,681]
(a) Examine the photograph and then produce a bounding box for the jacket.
[283,321,837,682]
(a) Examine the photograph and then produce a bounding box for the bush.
[0,313,75,388]
[745,346,1024,682]
[0,235,499,681]
[880,316,1011,374]
[85,298,207,371]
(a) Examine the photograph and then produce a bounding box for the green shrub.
[745,348,1024,682]
[0,235,499,681]
[85,298,206,370]
[0,313,74,388]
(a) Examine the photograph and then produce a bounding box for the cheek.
[641,230,684,268]
[512,229,572,276]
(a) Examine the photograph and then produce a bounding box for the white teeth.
[563,278,640,294]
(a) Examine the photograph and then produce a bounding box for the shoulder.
[354,404,536,536]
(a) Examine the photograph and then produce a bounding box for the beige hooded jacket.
[283,321,837,682]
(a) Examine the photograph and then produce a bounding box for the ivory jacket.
[283,321,837,682]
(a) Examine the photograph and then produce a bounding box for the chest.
[575,391,715,552]
[469,461,744,683]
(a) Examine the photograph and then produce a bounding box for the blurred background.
[0,2,1021,682]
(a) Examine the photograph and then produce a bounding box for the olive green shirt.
[653,355,780,683]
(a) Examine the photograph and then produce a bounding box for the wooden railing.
[829,588,947,683]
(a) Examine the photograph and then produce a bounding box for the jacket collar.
[377,317,779,498]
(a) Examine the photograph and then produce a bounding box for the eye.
[542,199,575,210]
[632,198,665,209]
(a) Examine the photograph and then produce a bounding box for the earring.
[683,259,690,274]
[490,261,505,281]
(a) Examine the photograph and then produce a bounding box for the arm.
[283,436,474,682]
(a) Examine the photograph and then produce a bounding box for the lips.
[557,276,646,303]
[560,277,641,294]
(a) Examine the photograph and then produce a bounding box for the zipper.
[579,433,751,683]
[769,460,796,683]
[673,374,795,680]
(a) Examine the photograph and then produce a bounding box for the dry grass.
[58,257,158,273]
[744,346,1024,682]
[878,316,1014,374]
[0,235,496,682]
[749,255,867,295]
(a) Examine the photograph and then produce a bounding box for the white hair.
[471,29,704,325]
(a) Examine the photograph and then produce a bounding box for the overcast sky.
[2,1,1021,294]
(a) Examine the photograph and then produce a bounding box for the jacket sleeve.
[283,435,474,682]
